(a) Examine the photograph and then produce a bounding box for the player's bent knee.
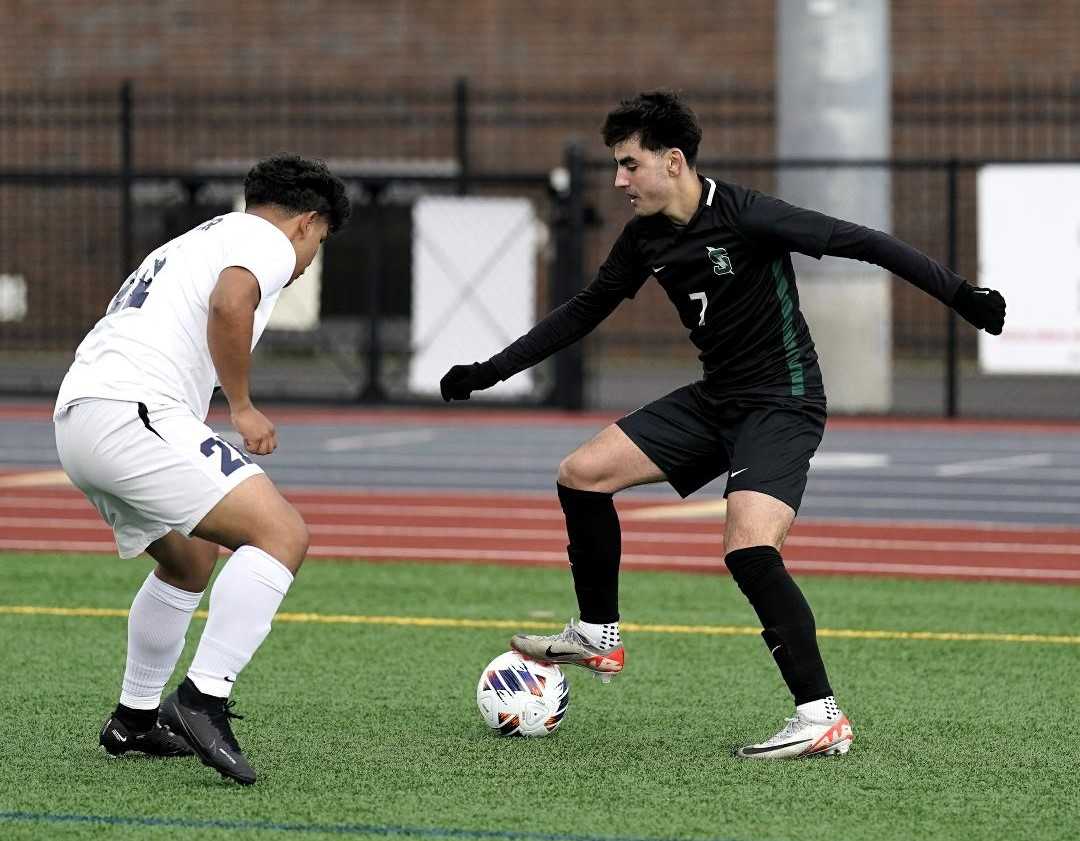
[252,505,308,574]
[557,455,578,487]
[558,452,607,491]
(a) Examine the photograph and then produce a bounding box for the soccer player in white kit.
[53,155,350,785]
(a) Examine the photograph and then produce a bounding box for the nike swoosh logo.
[730,467,749,477]
[740,738,812,756]
[973,289,991,295]
[653,266,667,273]
[224,676,235,683]
[112,729,127,743]
[544,646,563,659]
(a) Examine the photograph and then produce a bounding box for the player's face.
[611,137,675,217]
[290,214,330,281]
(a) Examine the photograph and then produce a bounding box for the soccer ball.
[476,650,570,737]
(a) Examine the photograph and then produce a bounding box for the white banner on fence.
[977,165,1080,374]
[409,197,537,397]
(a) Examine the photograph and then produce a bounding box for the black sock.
[114,703,158,733]
[178,676,223,708]
[724,545,832,705]
[557,482,621,623]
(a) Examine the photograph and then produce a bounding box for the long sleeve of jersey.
[738,191,964,305]
[487,225,648,380]
[823,220,964,305]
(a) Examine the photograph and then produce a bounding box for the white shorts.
[54,398,264,559]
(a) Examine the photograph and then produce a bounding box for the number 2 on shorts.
[200,436,253,476]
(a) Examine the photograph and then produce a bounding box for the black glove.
[439,361,500,402]
[952,283,1006,335]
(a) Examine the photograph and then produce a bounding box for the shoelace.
[766,716,804,745]
[206,700,245,752]
[550,620,591,647]
[143,722,171,740]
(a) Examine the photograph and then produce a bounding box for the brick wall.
[0,1,775,92]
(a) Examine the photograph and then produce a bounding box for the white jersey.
[54,212,295,421]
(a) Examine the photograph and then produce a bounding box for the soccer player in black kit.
[440,92,1006,759]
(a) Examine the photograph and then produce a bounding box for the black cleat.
[160,678,256,785]
[99,715,193,758]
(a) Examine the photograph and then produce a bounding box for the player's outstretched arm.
[439,225,645,403]
[823,219,1006,334]
[438,281,623,403]
[738,194,1006,336]
[208,266,278,454]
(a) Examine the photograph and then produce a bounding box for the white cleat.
[510,619,625,680]
[735,712,854,759]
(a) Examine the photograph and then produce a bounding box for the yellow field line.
[1,604,1078,646]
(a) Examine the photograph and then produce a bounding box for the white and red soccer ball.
[476,650,570,737]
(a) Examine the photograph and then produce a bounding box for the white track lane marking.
[934,453,1053,476]
[323,429,438,452]
[0,539,1077,580]
[5,494,1080,528]
[0,470,71,488]
[4,515,1079,557]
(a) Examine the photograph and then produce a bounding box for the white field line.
[4,515,1080,557]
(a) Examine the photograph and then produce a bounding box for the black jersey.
[488,175,964,399]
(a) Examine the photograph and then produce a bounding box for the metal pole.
[119,80,134,274]
[360,185,387,402]
[551,143,586,410]
[945,159,959,418]
[454,77,469,196]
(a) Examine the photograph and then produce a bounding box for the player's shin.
[187,545,294,698]
[118,571,204,725]
[557,482,621,645]
[724,545,833,704]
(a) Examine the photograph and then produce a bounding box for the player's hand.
[230,404,278,455]
[952,283,1006,335]
[439,361,500,402]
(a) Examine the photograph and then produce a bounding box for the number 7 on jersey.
[689,291,709,326]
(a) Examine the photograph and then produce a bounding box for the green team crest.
[706,246,734,277]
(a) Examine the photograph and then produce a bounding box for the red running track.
[2,485,1079,584]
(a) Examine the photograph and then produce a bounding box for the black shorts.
[616,382,827,513]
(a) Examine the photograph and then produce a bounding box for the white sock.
[187,546,294,698]
[120,572,203,710]
[576,619,621,649]
[797,695,842,723]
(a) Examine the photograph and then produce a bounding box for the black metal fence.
[2,80,1079,417]
[0,81,578,405]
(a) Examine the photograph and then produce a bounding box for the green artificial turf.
[0,553,1078,841]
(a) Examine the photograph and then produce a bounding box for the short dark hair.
[244,154,351,234]
[602,91,702,167]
